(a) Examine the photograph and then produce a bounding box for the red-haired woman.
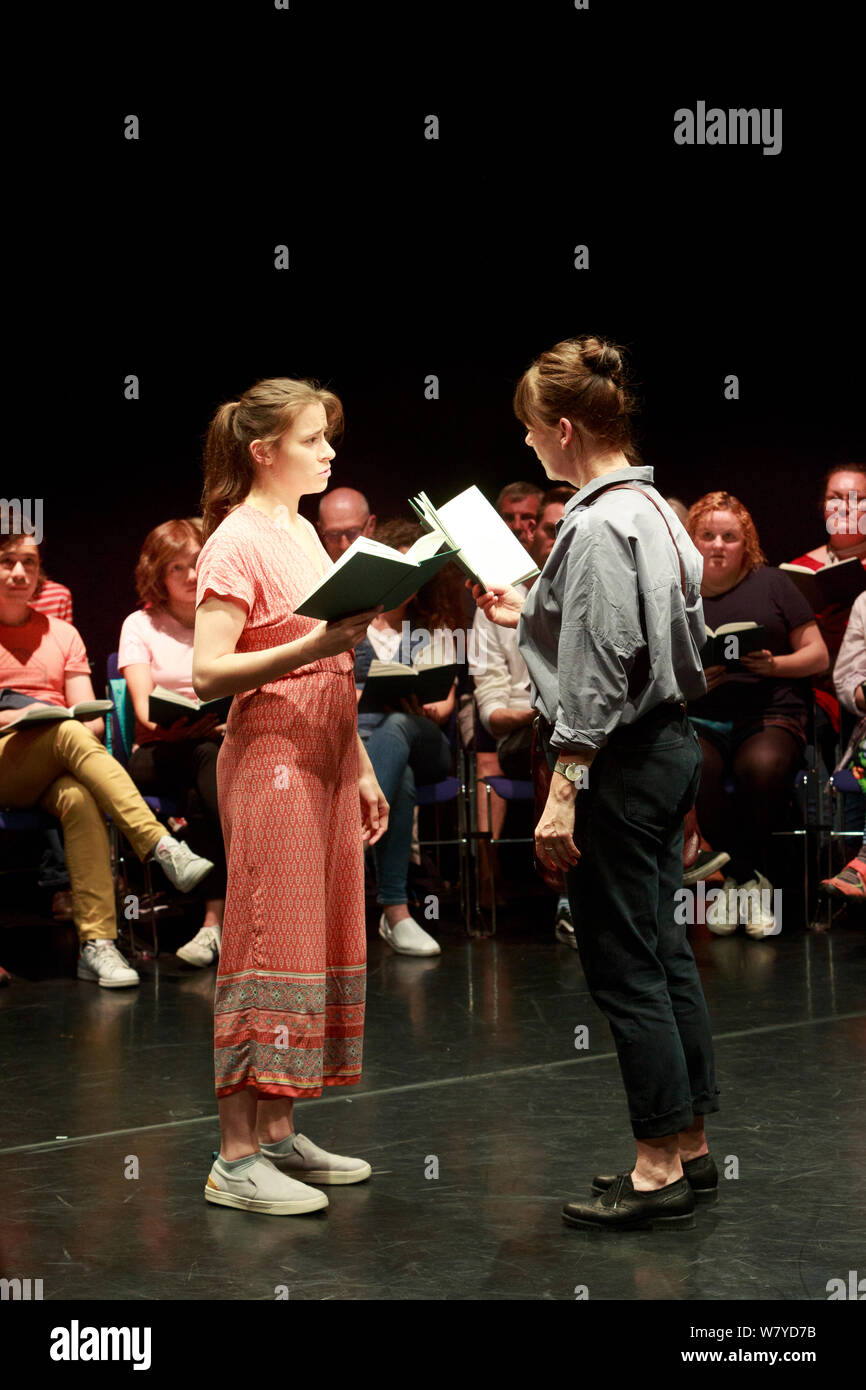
[119,518,227,967]
[472,335,716,1232]
[786,465,866,788]
[194,377,388,1217]
[0,527,215,988]
[686,493,829,934]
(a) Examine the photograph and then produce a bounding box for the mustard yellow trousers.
[0,721,167,943]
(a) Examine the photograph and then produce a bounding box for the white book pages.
[424,485,540,588]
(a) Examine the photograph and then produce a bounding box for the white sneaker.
[204,1154,328,1215]
[705,877,740,935]
[152,836,214,894]
[77,939,140,988]
[378,911,441,956]
[176,923,221,966]
[739,871,777,938]
[259,1132,372,1185]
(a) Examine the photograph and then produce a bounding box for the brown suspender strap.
[587,483,688,598]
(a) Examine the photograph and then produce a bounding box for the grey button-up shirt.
[517,466,707,754]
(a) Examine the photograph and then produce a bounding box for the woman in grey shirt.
[471,335,719,1231]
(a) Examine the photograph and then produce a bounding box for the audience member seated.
[474,480,549,903]
[118,518,227,967]
[19,537,76,911]
[0,527,214,987]
[787,464,866,760]
[27,535,74,623]
[316,486,377,562]
[820,590,866,901]
[495,481,545,547]
[470,487,575,942]
[355,520,466,957]
[686,492,829,938]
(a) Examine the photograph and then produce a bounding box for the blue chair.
[105,653,182,958]
[414,704,473,932]
[0,810,64,906]
[475,776,535,935]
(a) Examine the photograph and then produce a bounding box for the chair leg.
[142,857,159,958]
[485,783,496,936]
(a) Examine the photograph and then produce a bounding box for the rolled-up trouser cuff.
[630,1091,721,1140]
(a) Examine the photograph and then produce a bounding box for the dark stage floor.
[1,907,864,1302]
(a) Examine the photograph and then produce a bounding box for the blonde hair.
[201,377,344,541]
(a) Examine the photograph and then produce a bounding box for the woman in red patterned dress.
[194,378,389,1217]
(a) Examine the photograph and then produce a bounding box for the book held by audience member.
[700,622,767,668]
[779,558,866,609]
[148,685,232,728]
[356,660,460,714]
[0,698,113,736]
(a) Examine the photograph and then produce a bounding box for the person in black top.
[686,492,829,936]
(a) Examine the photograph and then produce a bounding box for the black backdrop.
[40,0,862,690]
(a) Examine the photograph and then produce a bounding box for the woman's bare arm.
[193,596,379,701]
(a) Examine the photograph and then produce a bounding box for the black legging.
[696,726,802,883]
[128,738,227,898]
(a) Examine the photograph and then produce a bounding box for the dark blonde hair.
[686,492,766,573]
[135,518,203,609]
[201,378,344,541]
[513,335,640,461]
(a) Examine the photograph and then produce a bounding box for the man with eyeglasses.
[317,487,377,562]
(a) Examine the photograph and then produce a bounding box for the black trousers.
[541,704,720,1140]
[128,738,227,899]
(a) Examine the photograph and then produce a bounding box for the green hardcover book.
[357,661,460,714]
[701,622,767,668]
[294,531,459,621]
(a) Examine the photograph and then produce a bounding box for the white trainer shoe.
[705,877,740,935]
[176,923,221,966]
[152,836,214,894]
[739,871,777,938]
[259,1132,372,1185]
[378,911,441,956]
[204,1154,328,1215]
[77,939,140,988]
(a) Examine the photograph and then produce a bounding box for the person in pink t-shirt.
[0,528,214,988]
[119,518,226,967]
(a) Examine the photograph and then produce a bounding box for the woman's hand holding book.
[306,606,383,661]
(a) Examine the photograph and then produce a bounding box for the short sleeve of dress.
[196,526,257,617]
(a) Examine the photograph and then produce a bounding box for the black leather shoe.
[563,1173,696,1230]
[592,1153,718,1203]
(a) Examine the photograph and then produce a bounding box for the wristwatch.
[554,759,585,785]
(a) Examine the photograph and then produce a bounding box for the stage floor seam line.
[0,1009,862,1159]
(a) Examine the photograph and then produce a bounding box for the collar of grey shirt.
[554,466,655,534]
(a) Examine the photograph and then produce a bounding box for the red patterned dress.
[195,503,366,1099]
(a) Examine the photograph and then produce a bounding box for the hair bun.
[584,340,622,382]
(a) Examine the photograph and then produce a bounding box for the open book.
[0,699,113,738]
[148,686,232,728]
[294,531,460,621]
[357,660,460,714]
[701,622,767,668]
[779,558,866,609]
[409,486,540,591]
